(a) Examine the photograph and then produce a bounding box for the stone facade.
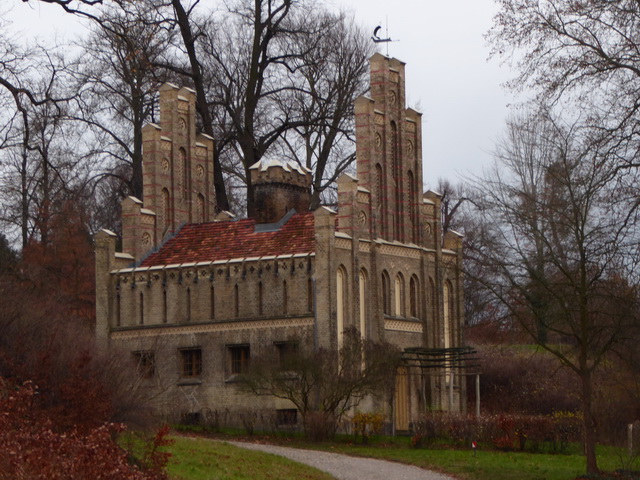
[95,53,465,429]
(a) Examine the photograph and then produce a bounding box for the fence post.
[629,423,633,457]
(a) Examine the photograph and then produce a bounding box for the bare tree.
[465,111,640,474]
[487,0,640,168]
[277,11,374,209]
[239,328,400,440]
[70,4,173,200]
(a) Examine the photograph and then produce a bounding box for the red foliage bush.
[413,412,582,453]
[0,378,171,480]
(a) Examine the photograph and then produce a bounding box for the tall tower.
[141,84,216,240]
[354,53,424,245]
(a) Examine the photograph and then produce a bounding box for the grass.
[311,443,621,480]
[166,435,333,480]
[170,435,632,480]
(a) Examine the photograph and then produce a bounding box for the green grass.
[168,428,638,480]
[310,443,621,480]
[166,435,334,480]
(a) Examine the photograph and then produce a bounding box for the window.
[381,271,391,315]
[180,348,202,377]
[276,409,297,426]
[161,188,171,235]
[410,276,419,318]
[197,193,205,223]
[133,351,155,379]
[359,269,367,339]
[228,345,250,375]
[275,341,298,368]
[336,267,347,347]
[395,274,405,317]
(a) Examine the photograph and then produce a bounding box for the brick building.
[95,53,465,430]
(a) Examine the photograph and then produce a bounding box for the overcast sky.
[5,0,516,189]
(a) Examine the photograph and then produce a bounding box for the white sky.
[5,0,516,189]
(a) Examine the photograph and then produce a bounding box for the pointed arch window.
[178,148,188,200]
[408,170,418,244]
[376,163,386,237]
[394,273,405,317]
[443,282,452,350]
[197,193,205,223]
[381,270,391,315]
[410,275,419,318]
[359,269,367,339]
[161,188,171,235]
[336,267,347,347]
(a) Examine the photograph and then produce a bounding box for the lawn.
[166,431,635,480]
[166,435,333,480]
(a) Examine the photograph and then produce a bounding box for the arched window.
[381,270,391,315]
[178,148,188,200]
[359,269,367,339]
[394,273,405,317]
[408,170,417,244]
[410,275,419,318]
[376,163,386,237]
[443,282,452,349]
[161,188,171,235]
[390,121,402,242]
[336,267,347,347]
[197,193,205,223]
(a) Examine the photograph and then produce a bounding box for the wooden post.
[629,423,633,457]
[475,373,481,418]
[449,370,454,411]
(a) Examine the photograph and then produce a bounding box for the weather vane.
[371,19,397,56]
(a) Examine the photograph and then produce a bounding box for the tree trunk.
[581,371,599,474]
[172,0,230,212]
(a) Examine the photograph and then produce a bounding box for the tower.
[354,53,424,245]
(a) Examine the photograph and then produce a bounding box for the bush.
[412,412,582,453]
[0,378,171,479]
[351,412,385,444]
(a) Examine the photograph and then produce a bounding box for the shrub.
[0,378,171,480]
[412,412,582,453]
[351,412,385,444]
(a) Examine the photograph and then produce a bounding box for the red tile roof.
[140,212,315,267]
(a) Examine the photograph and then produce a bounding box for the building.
[95,53,465,431]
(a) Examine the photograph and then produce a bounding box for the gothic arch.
[381,270,391,315]
[336,266,347,347]
[394,272,405,317]
[410,275,419,318]
[359,268,368,339]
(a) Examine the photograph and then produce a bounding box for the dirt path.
[226,441,455,480]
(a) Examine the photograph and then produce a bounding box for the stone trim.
[111,316,314,339]
[384,318,423,333]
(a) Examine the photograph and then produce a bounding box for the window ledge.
[225,374,244,384]
[177,378,202,386]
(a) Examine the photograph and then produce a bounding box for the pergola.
[402,346,482,416]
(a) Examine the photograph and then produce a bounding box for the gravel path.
[226,441,455,480]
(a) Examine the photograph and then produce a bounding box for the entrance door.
[394,366,409,431]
